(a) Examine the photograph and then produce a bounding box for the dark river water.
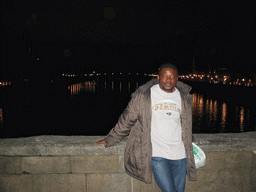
[0,77,255,138]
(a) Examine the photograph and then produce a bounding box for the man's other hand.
[95,140,108,148]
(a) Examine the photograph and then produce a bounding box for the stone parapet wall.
[0,133,256,192]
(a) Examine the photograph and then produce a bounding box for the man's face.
[157,68,178,93]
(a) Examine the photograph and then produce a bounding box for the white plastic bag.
[192,142,206,169]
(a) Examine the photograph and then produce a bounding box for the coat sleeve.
[104,93,141,147]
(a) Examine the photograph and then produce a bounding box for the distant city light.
[54,71,256,87]
[0,82,12,86]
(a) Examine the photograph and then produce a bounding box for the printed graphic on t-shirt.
[152,100,181,121]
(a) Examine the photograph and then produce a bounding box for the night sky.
[1,0,255,76]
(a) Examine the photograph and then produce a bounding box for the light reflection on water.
[221,103,227,128]
[239,107,245,131]
[0,108,3,126]
[67,81,254,133]
[0,80,255,136]
[68,80,139,95]
[192,93,252,133]
[68,81,96,95]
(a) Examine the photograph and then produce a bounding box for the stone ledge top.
[0,132,255,156]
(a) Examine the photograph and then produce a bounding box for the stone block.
[205,151,225,160]
[33,174,86,192]
[251,168,256,179]
[185,168,219,191]
[251,180,256,191]
[253,150,256,168]
[119,155,125,172]
[231,139,256,151]
[0,156,22,174]
[195,168,250,192]
[133,177,161,192]
[251,168,256,191]
[202,158,225,170]
[71,155,119,173]
[87,173,131,192]
[22,156,70,173]
[225,151,253,168]
[0,174,33,192]
[202,151,226,170]
[203,151,225,170]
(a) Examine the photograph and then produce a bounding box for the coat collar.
[131,78,192,97]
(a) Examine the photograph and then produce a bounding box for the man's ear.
[157,75,159,80]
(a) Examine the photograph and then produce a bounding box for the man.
[96,64,196,192]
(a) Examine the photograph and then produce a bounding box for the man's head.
[157,63,178,93]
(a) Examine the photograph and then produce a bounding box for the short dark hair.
[158,63,178,75]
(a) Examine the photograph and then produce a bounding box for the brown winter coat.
[104,78,197,183]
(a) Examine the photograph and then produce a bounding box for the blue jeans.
[151,157,187,192]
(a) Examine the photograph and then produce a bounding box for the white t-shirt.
[151,84,186,160]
